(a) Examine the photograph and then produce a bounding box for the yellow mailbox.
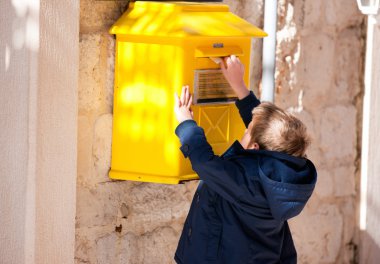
[109,1,267,184]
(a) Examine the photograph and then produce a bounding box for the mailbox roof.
[110,1,267,37]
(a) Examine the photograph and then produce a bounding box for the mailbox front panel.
[110,40,197,184]
[184,37,252,155]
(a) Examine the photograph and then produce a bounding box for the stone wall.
[275,1,364,263]
[76,0,364,263]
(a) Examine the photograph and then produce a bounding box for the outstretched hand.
[174,85,194,123]
[220,55,250,100]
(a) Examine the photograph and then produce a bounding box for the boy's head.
[240,102,310,158]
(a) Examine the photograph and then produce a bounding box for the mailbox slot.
[195,46,244,58]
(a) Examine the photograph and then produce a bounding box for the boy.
[173,55,317,264]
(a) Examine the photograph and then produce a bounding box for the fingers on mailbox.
[179,85,191,107]
[226,56,232,65]
[210,57,223,64]
[174,92,181,108]
[221,55,237,70]
[187,93,193,109]
[220,58,226,71]
[185,86,190,106]
[184,85,192,108]
[180,85,186,104]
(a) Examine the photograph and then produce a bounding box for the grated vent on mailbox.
[200,107,230,144]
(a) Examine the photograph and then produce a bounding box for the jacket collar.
[222,140,308,168]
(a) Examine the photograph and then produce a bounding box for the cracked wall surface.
[76,1,364,263]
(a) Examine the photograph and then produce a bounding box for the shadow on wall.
[360,231,380,263]
[361,176,380,263]
[0,0,39,262]
[1,0,40,67]
[1,0,40,87]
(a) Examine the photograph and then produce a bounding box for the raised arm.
[220,55,250,100]
[221,55,260,127]
[173,86,256,205]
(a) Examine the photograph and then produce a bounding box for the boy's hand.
[174,85,194,123]
[221,55,250,100]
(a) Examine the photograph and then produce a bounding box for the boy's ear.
[247,142,260,150]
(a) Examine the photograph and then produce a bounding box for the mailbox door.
[110,39,197,184]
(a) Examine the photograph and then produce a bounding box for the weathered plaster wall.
[76,1,364,263]
[275,1,364,263]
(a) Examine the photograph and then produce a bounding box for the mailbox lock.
[213,43,224,48]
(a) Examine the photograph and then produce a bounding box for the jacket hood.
[256,150,317,222]
[223,141,317,222]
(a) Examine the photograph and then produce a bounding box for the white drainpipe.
[357,0,379,230]
[261,0,278,103]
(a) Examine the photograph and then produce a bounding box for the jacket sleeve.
[175,120,254,205]
[235,91,261,128]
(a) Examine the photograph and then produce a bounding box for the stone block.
[94,228,179,264]
[138,226,178,263]
[320,105,357,162]
[77,115,93,186]
[298,33,335,108]
[79,33,103,113]
[315,165,356,199]
[325,0,364,30]
[303,0,323,29]
[105,35,115,113]
[79,33,114,114]
[314,169,334,198]
[118,227,178,264]
[340,198,357,263]
[224,0,263,26]
[80,0,128,34]
[333,165,356,197]
[93,113,113,183]
[122,183,192,234]
[75,234,93,264]
[290,203,343,263]
[76,184,118,228]
[96,233,118,264]
[118,232,141,264]
[333,28,363,104]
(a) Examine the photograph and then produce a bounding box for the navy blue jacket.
[174,92,317,264]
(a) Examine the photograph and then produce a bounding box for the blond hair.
[250,102,310,158]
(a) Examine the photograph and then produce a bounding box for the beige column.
[0,0,78,263]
